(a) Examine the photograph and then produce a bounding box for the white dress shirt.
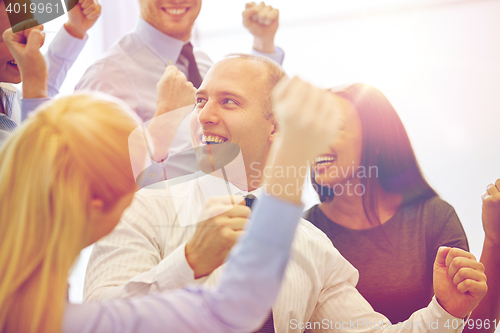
[63,194,303,333]
[85,175,465,333]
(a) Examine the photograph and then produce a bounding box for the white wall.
[39,2,498,324]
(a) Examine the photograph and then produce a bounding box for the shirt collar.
[196,171,262,199]
[135,17,187,66]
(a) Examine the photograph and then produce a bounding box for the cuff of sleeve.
[49,26,88,61]
[21,97,51,120]
[429,296,465,331]
[248,193,303,248]
[251,46,285,65]
[154,243,206,292]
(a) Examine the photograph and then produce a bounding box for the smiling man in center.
[191,54,280,188]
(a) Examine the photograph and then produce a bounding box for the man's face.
[192,58,276,182]
[139,0,201,41]
[0,2,20,83]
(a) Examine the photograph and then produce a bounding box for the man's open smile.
[202,133,228,144]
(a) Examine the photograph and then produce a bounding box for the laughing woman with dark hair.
[304,84,473,323]
[305,83,500,331]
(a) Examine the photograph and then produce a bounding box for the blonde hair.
[0,93,138,333]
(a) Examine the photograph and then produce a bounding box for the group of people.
[0,0,499,332]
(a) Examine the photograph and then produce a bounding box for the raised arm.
[309,246,487,333]
[243,2,285,65]
[2,24,47,100]
[44,0,101,100]
[2,0,101,119]
[465,179,500,333]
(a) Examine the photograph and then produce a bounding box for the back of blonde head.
[0,93,138,333]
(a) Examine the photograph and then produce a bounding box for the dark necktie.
[245,194,257,208]
[245,194,275,333]
[180,42,202,88]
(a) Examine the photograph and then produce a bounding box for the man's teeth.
[315,156,336,164]
[166,8,187,15]
[202,135,227,144]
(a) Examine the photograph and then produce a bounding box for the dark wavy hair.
[311,83,438,227]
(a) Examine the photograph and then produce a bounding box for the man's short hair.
[224,53,287,119]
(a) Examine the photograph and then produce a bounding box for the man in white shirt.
[84,54,487,332]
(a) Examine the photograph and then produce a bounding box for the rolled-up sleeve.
[251,46,285,65]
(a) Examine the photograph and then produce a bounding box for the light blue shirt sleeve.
[62,194,303,333]
[21,98,50,118]
[45,27,87,98]
[20,27,87,121]
[251,46,285,65]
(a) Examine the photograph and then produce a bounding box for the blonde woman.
[0,94,138,332]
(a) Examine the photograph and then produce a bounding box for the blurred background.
[40,0,499,321]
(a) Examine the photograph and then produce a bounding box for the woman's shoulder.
[404,196,463,233]
[405,195,456,216]
[426,196,459,218]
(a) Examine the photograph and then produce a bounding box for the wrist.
[253,36,275,54]
[21,78,48,99]
[277,137,318,163]
[435,296,468,319]
[64,23,86,39]
[185,243,204,279]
